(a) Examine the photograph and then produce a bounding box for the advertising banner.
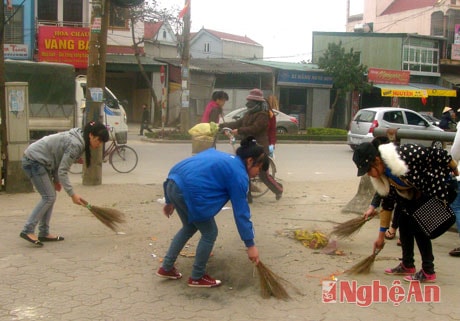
[37,26,90,68]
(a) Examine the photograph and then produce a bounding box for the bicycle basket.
[115,131,127,145]
[192,135,215,154]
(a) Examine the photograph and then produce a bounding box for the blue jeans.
[162,180,218,280]
[21,157,56,237]
[449,181,460,237]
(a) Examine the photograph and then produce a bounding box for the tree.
[118,2,181,127]
[318,41,371,128]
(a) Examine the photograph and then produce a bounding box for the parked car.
[419,112,441,127]
[223,107,299,134]
[347,107,444,150]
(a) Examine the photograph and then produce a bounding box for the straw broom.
[256,260,291,300]
[346,248,382,275]
[81,199,126,232]
[331,216,372,239]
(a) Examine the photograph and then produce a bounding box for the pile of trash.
[293,230,329,249]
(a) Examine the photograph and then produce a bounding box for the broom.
[331,215,372,239]
[81,199,126,232]
[256,260,291,300]
[345,247,383,275]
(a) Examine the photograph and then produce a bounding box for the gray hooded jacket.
[24,128,85,196]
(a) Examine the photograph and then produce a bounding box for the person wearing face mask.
[352,138,457,283]
[220,89,283,201]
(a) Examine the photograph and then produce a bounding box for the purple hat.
[246,89,265,102]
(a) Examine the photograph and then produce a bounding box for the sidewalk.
[1,175,460,320]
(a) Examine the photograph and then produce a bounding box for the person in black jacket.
[139,104,153,136]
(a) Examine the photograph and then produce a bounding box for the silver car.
[223,107,299,134]
[347,107,444,150]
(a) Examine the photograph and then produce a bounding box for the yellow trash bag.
[188,122,218,137]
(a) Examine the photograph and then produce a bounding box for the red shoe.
[188,274,222,288]
[404,269,436,283]
[156,266,182,280]
[384,263,416,275]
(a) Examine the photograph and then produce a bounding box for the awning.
[373,84,427,98]
[410,83,457,97]
[442,74,460,87]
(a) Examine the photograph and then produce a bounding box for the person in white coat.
[449,123,460,256]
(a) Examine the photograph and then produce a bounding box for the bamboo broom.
[331,216,372,239]
[346,248,382,275]
[81,199,126,232]
[256,260,291,300]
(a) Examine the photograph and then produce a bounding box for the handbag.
[412,196,456,239]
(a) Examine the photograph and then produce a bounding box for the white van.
[75,75,129,143]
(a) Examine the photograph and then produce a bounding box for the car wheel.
[276,127,287,134]
[431,140,444,149]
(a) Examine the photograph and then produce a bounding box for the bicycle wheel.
[109,145,138,173]
[250,157,276,198]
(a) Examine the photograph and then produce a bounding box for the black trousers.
[399,209,435,274]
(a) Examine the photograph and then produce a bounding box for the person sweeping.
[352,138,457,282]
[19,121,109,247]
[156,136,268,287]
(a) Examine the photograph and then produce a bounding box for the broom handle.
[80,198,92,209]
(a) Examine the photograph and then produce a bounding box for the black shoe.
[38,235,65,242]
[276,193,282,200]
[449,247,460,257]
[20,232,43,247]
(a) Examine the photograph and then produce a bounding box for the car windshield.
[354,110,375,122]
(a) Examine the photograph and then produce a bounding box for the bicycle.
[70,129,138,174]
[219,127,277,198]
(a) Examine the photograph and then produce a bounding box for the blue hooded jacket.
[164,148,255,247]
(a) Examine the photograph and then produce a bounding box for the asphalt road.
[91,132,357,186]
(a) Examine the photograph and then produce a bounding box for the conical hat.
[443,106,452,113]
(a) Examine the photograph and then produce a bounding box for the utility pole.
[180,0,191,132]
[83,0,110,185]
[0,2,6,190]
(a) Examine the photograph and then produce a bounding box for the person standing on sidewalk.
[139,104,153,136]
[448,122,460,257]
[353,139,457,283]
[156,136,266,287]
[20,121,109,247]
[201,90,229,124]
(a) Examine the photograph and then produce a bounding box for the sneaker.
[449,247,460,257]
[404,269,436,283]
[188,274,222,288]
[384,263,416,275]
[156,266,182,280]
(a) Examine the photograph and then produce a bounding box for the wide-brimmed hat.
[246,89,265,102]
[443,106,452,113]
[352,142,379,176]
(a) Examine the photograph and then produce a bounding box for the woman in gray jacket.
[20,121,109,246]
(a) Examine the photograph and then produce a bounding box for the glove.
[268,145,274,157]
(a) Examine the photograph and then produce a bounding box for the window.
[37,0,58,21]
[63,0,83,24]
[383,111,404,124]
[4,5,24,44]
[109,6,128,28]
[405,111,427,126]
[354,110,375,122]
[204,42,210,53]
[402,38,439,74]
[162,30,166,39]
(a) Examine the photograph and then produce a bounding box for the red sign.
[368,68,410,85]
[37,26,90,68]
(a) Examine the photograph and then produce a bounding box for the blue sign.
[277,70,333,88]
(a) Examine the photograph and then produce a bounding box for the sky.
[156,0,364,62]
